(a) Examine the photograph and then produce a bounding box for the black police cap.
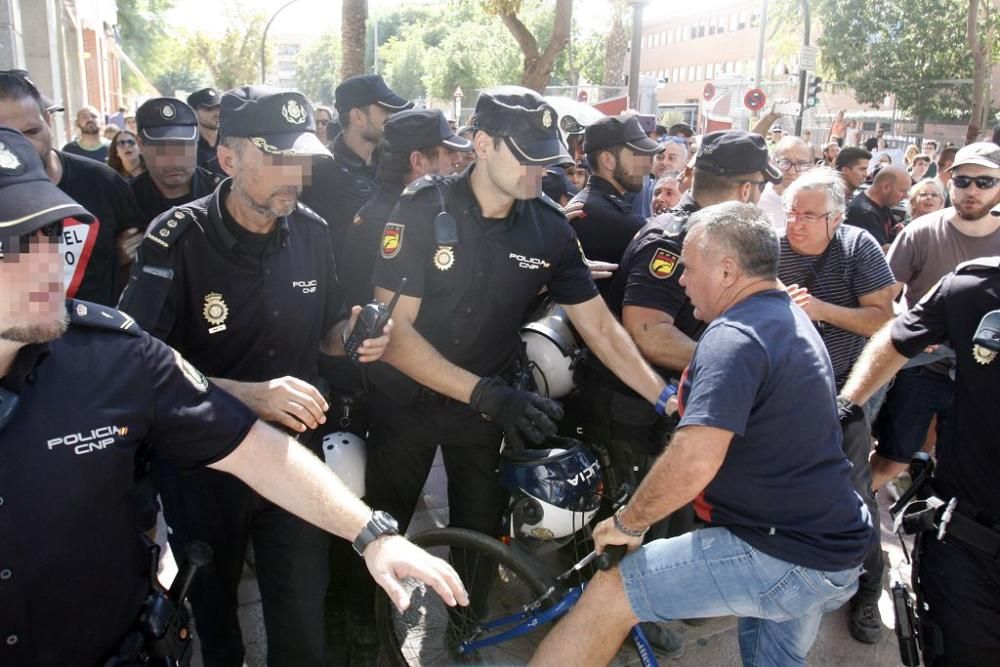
[0,126,93,238]
[219,85,331,158]
[334,74,413,114]
[187,87,221,109]
[136,98,198,142]
[473,86,570,167]
[583,116,663,156]
[383,109,472,154]
[695,130,782,184]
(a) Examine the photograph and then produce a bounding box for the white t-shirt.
[757,183,787,234]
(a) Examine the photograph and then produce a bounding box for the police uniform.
[888,258,1000,665]
[187,88,223,174]
[118,87,339,667]
[569,116,663,303]
[301,74,412,275]
[130,97,222,225]
[0,126,257,667]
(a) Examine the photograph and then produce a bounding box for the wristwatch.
[353,510,400,557]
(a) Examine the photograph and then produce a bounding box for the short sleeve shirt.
[778,224,895,383]
[890,262,1000,520]
[372,169,597,376]
[678,290,874,571]
[0,306,255,667]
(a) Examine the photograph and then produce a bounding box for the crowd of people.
[1,64,999,667]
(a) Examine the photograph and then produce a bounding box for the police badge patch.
[282,99,307,125]
[172,348,209,392]
[203,292,229,334]
[649,248,679,279]
[0,141,24,175]
[434,246,455,271]
[381,223,404,259]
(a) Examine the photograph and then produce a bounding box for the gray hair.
[908,177,946,208]
[774,136,810,158]
[688,201,779,280]
[782,166,846,219]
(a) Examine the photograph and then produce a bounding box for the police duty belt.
[895,495,1000,559]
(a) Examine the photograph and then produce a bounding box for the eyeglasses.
[916,191,943,199]
[734,179,767,192]
[952,175,1000,190]
[775,159,814,173]
[116,138,136,147]
[0,222,62,261]
[316,119,331,127]
[786,210,832,224]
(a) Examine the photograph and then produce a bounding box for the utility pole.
[754,0,768,86]
[261,0,302,83]
[794,0,811,135]
[627,0,648,109]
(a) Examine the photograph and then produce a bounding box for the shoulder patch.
[649,247,680,279]
[381,222,404,259]
[402,174,443,198]
[538,192,564,215]
[144,207,198,252]
[295,201,327,225]
[956,256,1000,274]
[67,300,141,336]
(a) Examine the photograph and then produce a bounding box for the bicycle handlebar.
[595,544,628,571]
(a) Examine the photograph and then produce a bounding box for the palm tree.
[341,0,367,80]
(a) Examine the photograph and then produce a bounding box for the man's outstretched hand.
[364,535,470,611]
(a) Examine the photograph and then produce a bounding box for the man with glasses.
[844,164,911,250]
[778,167,896,644]
[757,136,815,233]
[130,98,222,225]
[871,143,1000,500]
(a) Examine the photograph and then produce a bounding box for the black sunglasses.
[116,138,136,147]
[0,222,63,260]
[952,175,1000,190]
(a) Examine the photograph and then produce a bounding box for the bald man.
[844,165,911,249]
[62,104,110,162]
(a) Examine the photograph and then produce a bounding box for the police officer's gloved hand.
[836,397,865,431]
[469,377,563,450]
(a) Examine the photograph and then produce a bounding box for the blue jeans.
[620,527,861,666]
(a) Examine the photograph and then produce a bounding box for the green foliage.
[186,4,269,90]
[297,31,340,104]
[116,0,176,92]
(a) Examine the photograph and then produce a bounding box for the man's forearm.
[817,302,893,338]
[586,316,665,404]
[381,321,480,403]
[839,324,910,404]
[210,377,258,404]
[210,421,370,543]
[629,320,696,373]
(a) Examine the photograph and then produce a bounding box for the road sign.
[799,45,819,71]
[744,88,767,112]
[703,82,716,101]
[453,86,464,98]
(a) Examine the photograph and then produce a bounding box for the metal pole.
[261,0,302,84]
[794,0,811,135]
[373,19,379,74]
[627,1,647,109]
[754,0,768,85]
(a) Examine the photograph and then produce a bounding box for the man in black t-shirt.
[844,164,910,248]
[61,104,109,162]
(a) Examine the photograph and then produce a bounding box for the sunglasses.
[0,221,62,261]
[116,139,136,147]
[952,175,1000,190]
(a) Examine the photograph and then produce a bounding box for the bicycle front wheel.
[375,527,556,666]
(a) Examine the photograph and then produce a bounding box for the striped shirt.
[779,224,895,384]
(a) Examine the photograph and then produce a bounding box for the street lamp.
[261,0,303,84]
[627,0,648,110]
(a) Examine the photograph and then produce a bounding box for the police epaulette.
[144,207,196,252]
[66,300,141,336]
[296,202,327,225]
[956,257,1000,274]
[538,192,564,214]
[401,174,443,198]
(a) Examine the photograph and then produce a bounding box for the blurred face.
[315,109,332,144]
[950,164,1000,221]
[0,97,53,163]
[611,147,653,193]
[141,139,197,188]
[824,143,840,165]
[841,159,870,191]
[415,145,463,178]
[196,105,220,132]
[678,228,725,322]
[910,182,944,217]
[113,131,139,161]
[910,159,929,180]
[785,190,840,256]
[480,135,546,201]
[0,226,67,345]
[76,107,101,135]
[358,104,391,143]
[652,177,681,214]
[220,140,314,218]
[774,143,815,192]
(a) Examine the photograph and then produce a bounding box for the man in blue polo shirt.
[532,202,874,667]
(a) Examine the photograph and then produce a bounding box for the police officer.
[0,125,467,667]
[302,74,412,270]
[340,108,472,311]
[187,87,223,174]
[568,116,664,303]
[130,97,222,225]
[118,86,384,667]
[839,257,1000,666]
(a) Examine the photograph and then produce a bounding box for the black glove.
[836,397,865,431]
[469,377,564,450]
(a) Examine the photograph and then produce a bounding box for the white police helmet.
[322,431,366,497]
[520,303,582,398]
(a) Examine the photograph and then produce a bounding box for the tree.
[813,0,975,132]
[482,0,573,91]
[601,0,628,86]
[116,0,175,93]
[187,5,269,90]
[297,30,340,104]
[342,0,367,79]
[966,0,997,143]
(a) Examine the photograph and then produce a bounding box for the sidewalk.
[165,451,909,667]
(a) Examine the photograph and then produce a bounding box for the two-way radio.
[343,277,407,360]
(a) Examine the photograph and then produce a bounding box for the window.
[738,12,748,30]
[687,65,695,81]
[751,12,760,28]
[695,65,703,80]
[708,18,716,36]
[698,22,706,37]
[666,30,673,44]
[730,13,738,31]
[706,63,714,78]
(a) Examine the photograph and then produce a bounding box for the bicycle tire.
[375,527,556,666]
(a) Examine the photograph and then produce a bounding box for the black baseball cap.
[136,98,198,142]
[583,116,663,155]
[473,86,570,167]
[334,74,412,114]
[0,126,93,238]
[383,109,472,153]
[695,130,782,184]
[187,87,221,109]
[219,85,331,158]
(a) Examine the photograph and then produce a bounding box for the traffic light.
[806,75,823,108]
